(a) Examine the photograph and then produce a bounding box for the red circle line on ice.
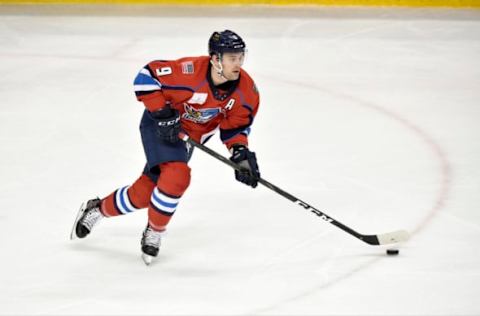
[259,74,452,240]
[251,74,452,313]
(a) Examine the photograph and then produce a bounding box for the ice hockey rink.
[0,4,479,315]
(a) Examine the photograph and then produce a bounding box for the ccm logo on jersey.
[157,116,180,126]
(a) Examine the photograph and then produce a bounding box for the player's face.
[220,52,245,80]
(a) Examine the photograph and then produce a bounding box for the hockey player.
[70,30,261,265]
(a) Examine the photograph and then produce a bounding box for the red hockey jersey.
[133,56,259,148]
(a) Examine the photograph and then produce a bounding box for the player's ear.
[212,54,221,65]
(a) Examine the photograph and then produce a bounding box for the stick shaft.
[180,133,406,246]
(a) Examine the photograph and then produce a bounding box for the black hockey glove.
[150,108,181,144]
[230,145,260,188]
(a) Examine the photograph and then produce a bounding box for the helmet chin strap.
[210,55,227,81]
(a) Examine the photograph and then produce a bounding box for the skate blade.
[69,203,86,240]
[142,253,155,266]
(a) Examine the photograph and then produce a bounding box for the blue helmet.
[208,30,246,56]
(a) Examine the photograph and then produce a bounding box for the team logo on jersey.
[182,61,194,74]
[182,104,221,124]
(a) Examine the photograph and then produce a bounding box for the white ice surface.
[0,5,479,315]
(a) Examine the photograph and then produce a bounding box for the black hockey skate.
[70,198,104,240]
[141,224,164,265]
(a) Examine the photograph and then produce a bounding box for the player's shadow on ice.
[70,242,135,260]
[68,237,175,266]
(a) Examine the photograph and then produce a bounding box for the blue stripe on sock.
[119,186,132,213]
[152,191,178,209]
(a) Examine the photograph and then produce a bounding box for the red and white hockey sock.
[101,174,156,217]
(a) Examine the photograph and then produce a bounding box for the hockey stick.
[179,133,409,246]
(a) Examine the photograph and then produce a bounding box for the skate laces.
[81,205,103,230]
[143,226,163,247]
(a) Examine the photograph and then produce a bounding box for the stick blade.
[376,230,410,245]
